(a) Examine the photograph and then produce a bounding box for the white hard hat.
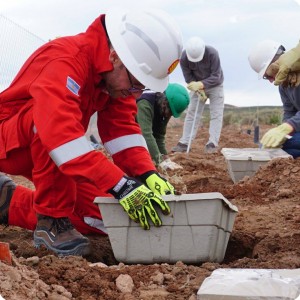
[185,37,205,62]
[105,7,183,92]
[248,40,282,79]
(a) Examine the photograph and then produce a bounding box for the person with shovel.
[172,36,225,154]
[248,39,300,158]
[0,7,183,256]
[136,83,189,170]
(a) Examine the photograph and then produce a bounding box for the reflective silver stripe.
[104,134,148,155]
[49,136,94,167]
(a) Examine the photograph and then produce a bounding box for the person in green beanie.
[136,83,189,170]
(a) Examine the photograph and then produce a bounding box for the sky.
[0,0,300,107]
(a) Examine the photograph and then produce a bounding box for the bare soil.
[0,122,299,300]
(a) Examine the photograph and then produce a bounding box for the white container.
[197,268,300,300]
[94,193,238,264]
[221,148,292,183]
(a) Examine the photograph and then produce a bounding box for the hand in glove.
[196,90,208,103]
[140,171,175,196]
[187,81,204,92]
[271,41,300,86]
[108,176,170,230]
[260,123,293,148]
[286,71,300,88]
[159,158,183,171]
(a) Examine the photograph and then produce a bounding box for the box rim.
[94,192,238,212]
[221,147,291,161]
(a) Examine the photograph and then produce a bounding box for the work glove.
[286,71,300,88]
[196,90,208,103]
[271,41,300,86]
[187,81,204,92]
[159,158,183,171]
[260,123,293,148]
[140,171,175,196]
[108,176,170,230]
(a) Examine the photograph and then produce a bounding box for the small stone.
[116,274,134,293]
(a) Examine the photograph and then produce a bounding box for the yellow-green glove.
[187,81,204,92]
[196,90,208,103]
[108,176,170,230]
[260,123,293,148]
[273,41,300,86]
[140,171,175,196]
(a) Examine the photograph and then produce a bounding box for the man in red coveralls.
[0,7,183,256]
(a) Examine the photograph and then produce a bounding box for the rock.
[150,272,164,285]
[89,262,108,268]
[26,256,40,266]
[116,274,134,293]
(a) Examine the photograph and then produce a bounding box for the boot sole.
[34,234,91,256]
[171,148,187,153]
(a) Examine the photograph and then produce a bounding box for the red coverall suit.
[0,15,155,234]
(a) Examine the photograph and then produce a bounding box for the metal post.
[254,125,259,144]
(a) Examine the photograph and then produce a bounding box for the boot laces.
[48,217,74,234]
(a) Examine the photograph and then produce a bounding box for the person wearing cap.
[248,40,300,158]
[136,83,189,170]
[0,8,183,256]
[171,37,225,154]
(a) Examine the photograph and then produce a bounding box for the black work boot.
[34,214,90,256]
[204,142,218,154]
[0,174,16,226]
[171,142,188,153]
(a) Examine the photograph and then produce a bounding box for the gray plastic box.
[94,193,238,264]
[221,148,292,183]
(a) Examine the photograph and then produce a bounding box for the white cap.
[248,39,282,79]
[186,37,205,62]
[106,7,183,92]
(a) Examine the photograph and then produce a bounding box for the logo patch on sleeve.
[66,76,80,96]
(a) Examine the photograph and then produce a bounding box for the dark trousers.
[282,132,300,158]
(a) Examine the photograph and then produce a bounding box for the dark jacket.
[280,84,300,131]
